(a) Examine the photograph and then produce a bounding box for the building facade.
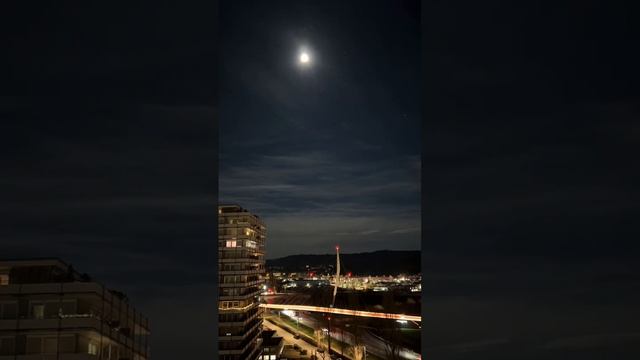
[0,259,150,360]
[218,204,266,360]
[258,329,283,360]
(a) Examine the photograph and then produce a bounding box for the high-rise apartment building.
[0,258,150,359]
[218,204,266,360]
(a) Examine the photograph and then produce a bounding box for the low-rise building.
[0,258,150,359]
[258,330,283,360]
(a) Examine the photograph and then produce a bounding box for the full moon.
[299,52,310,64]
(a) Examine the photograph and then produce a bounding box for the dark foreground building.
[218,204,266,360]
[259,329,284,360]
[0,258,150,359]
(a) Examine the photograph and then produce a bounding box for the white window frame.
[88,341,98,355]
[32,304,45,319]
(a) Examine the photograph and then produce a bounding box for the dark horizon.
[268,248,420,258]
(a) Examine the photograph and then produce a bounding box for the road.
[290,311,420,359]
[265,317,318,357]
[261,303,421,322]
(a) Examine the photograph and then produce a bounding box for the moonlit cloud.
[218,1,421,258]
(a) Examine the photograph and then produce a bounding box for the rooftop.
[260,329,283,347]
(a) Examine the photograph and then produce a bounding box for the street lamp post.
[340,326,344,356]
[327,315,332,356]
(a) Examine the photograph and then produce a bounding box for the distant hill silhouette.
[266,250,420,275]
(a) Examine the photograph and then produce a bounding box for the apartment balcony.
[219,288,261,301]
[218,317,262,342]
[219,268,263,275]
[219,307,263,327]
[0,354,148,360]
[1,317,148,353]
[219,246,265,254]
[0,282,105,296]
[219,279,262,288]
[0,316,102,331]
[219,327,262,358]
[219,257,264,264]
[0,355,102,360]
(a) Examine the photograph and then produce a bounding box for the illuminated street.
[264,318,317,358]
[267,309,421,360]
[261,303,421,322]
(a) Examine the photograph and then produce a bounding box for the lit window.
[88,342,98,355]
[32,304,44,319]
[246,240,257,249]
[225,240,237,248]
[0,274,8,285]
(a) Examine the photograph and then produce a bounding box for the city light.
[261,303,421,322]
[218,207,421,359]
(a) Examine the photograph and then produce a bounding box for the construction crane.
[327,244,341,356]
[332,245,340,307]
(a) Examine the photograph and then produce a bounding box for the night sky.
[2,1,640,359]
[2,2,219,358]
[219,0,421,259]
[422,1,640,359]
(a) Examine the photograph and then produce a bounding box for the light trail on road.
[260,303,421,322]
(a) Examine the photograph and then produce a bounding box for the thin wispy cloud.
[220,150,420,257]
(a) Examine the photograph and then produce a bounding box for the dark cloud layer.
[422,1,640,358]
[219,0,421,258]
